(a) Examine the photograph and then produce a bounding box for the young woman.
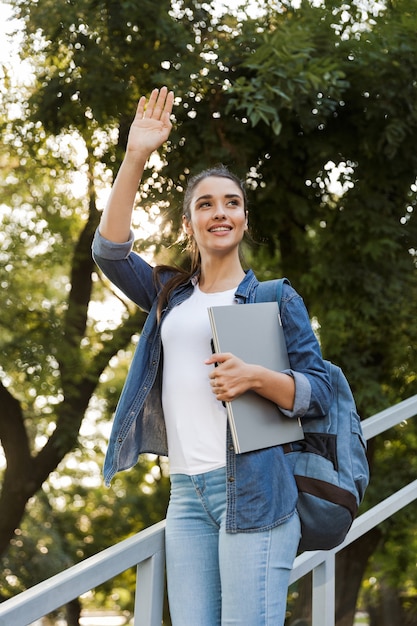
[92,87,332,625]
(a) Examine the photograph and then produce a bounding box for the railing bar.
[0,522,166,625]
[289,549,330,584]
[361,395,417,440]
[341,480,417,548]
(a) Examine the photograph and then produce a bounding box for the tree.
[0,0,193,560]
[212,2,417,623]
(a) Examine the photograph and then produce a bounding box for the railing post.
[134,548,166,626]
[311,553,335,626]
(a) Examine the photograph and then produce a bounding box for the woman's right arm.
[99,86,174,243]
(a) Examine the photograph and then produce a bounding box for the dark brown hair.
[153,165,248,320]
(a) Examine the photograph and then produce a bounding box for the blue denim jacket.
[92,229,332,532]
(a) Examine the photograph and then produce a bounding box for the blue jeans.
[165,467,300,626]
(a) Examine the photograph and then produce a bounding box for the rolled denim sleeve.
[92,229,135,260]
[279,284,332,419]
[92,228,157,311]
[279,370,311,420]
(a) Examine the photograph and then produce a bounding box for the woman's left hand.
[205,352,296,409]
[205,353,254,402]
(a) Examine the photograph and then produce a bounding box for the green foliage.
[213,0,417,414]
[1,0,417,623]
[17,0,185,128]
[1,448,169,613]
[226,3,349,134]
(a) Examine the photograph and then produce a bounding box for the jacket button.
[228,444,234,451]
[228,476,235,482]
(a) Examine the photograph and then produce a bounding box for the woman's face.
[183,176,248,258]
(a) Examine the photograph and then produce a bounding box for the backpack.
[256,279,370,551]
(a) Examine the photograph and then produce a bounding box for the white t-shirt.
[161,284,236,475]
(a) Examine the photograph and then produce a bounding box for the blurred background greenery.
[0,0,416,624]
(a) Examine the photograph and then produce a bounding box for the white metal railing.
[0,520,167,626]
[289,479,417,626]
[1,394,416,626]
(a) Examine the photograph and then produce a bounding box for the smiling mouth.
[209,226,232,232]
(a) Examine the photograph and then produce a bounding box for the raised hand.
[126,86,175,159]
[98,86,175,242]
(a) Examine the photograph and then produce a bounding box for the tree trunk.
[287,526,381,626]
[66,597,82,626]
[368,580,416,626]
[335,527,381,626]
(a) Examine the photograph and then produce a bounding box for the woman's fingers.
[162,89,175,122]
[135,95,147,119]
[143,86,173,120]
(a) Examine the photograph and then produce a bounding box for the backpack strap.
[255,278,290,306]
